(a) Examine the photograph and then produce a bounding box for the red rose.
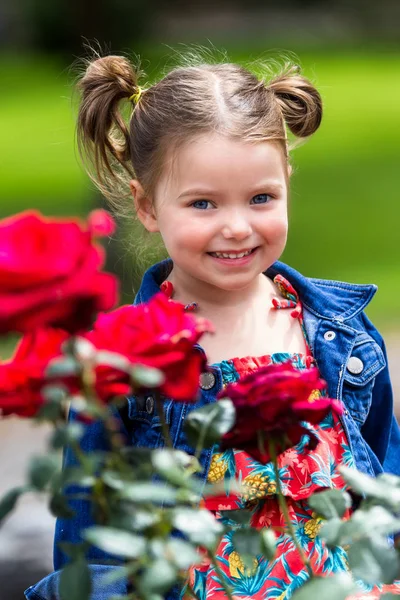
[219,361,343,463]
[92,365,132,404]
[0,328,71,417]
[0,210,118,334]
[88,293,213,401]
[87,209,116,237]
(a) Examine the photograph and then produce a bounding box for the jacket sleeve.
[360,313,400,476]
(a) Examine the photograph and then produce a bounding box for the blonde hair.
[76,47,322,217]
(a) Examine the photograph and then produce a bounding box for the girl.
[26,50,400,600]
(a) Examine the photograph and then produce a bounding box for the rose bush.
[0,210,118,334]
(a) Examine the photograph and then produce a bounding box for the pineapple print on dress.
[228,550,258,578]
[242,459,289,505]
[224,531,259,578]
[243,473,277,503]
[304,512,323,540]
[208,453,228,483]
[207,449,236,490]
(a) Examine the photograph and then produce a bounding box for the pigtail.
[76,53,144,210]
[267,64,323,138]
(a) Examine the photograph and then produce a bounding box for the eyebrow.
[177,181,284,199]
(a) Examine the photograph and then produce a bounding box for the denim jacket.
[25,258,400,600]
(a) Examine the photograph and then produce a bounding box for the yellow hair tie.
[129,86,146,104]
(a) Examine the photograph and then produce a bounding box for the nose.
[221,209,252,241]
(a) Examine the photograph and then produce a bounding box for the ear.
[130,179,159,233]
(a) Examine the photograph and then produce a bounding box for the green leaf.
[232,529,263,557]
[139,558,177,594]
[94,350,131,373]
[184,399,236,450]
[152,449,191,488]
[50,423,85,449]
[62,466,96,488]
[59,556,92,600]
[36,388,66,420]
[121,482,178,505]
[83,526,146,558]
[28,454,60,491]
[41,385,68,404]
[377,473,400,488]
[341,506,400,544]
[340,466,400,511]
[97,565,132,588]
[172,508,223,550]
[319,518,343,547]
[101,470,126,491]
[73,337,96,361]
[348,536,400,585]
[261,529,276,561]
[0,487,25,524]
[220,509,253,526]
[131,364,165,388]
[57,542,89,561]
[130,509,161,531]
[308,489,352,519]
[320,506,400,548]
[164,538,202,570]
[173,451,201,472]
[49,493,75,519]
[46,356,80,377]
[291,573,357,600]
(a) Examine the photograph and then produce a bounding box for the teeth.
[211,249,253,259]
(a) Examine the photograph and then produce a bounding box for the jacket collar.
[134,258,377,322]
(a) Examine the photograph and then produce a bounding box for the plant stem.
[70,439,93,474]
[155,391,174,450]
[268,438,314,579]
[195,405,220,461]
[184,581,201,600]
[78,351,124,454]
[206,549,234,600]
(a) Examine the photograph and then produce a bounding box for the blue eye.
[251,194,272,205]
[191,200,212,210]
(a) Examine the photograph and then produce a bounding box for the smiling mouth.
[208,248,258,259]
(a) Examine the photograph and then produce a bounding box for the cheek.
[260,215,288,242]
[175,223,211,251]
[158,213,211,252]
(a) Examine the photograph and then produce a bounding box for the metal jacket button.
[346,356,364,375]
[199,371,216,390]
[145,396,154,414]
[324,331,336,341]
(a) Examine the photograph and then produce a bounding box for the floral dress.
[179,275,400,600]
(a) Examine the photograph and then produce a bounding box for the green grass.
[0,54,88,212]
[1,48,399,330]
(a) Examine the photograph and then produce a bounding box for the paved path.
[1,335,400,599]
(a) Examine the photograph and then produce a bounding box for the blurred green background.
[1,1,399,332]
[1,5,400,597]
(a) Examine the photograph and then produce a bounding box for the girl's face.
[133,134,289,292]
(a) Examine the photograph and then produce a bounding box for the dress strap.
[271,274,313,361]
